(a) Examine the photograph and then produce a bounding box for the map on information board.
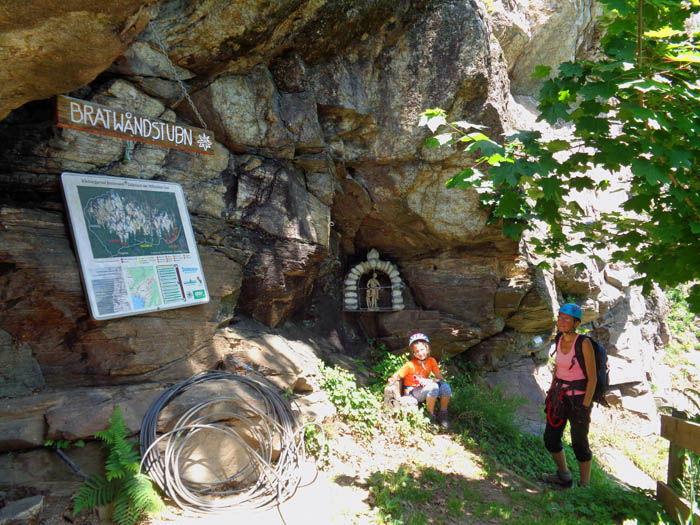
[78,186,189,258]
[62,173,209,320]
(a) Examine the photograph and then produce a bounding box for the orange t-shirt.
[397,357,441,387]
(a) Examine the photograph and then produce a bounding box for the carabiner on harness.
[545,379,575,427]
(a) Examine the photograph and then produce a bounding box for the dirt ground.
[29,407,662,525]
[31,420,536,525]
[7,361,679,525]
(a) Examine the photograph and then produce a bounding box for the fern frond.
[96,405,128,445]
[74,406,163,523]
[95,429,114,444]
[73,474,116,515]
[112,492,141,525]
[113,438,140,466]
[123,461,140,474]
[125,473,164,514]
[105,456,127,481]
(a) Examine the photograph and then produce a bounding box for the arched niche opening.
[343,248,404,312]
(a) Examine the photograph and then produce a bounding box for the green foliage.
[664,284,700,378]
[369,351,409,392]
[419,0,700,312]
[508,482,667,524]
[368,459,667,524]
[368,465,434,524]
[589,416,668,482]
[676,390,700,522]
[677,449,699,525]
[317,348,433,449]
[280,387,294,401]
[318,363,383,439]
[667,285,698,335]
[443,374,670,523]
[73,406,163,525]
[392,406,432,442]
[303,423,330,468]
[657,286,699,520]
[44,439,85,450]
[449,375,568,479]
[448,375,526,441]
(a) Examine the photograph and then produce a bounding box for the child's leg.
[438,382,452,410]
[424,382,440,414]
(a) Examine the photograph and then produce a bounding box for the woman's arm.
[581,338,597,407]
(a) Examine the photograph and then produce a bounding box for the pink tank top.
[555,335,586,395]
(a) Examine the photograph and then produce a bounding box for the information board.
[61,173,209,320]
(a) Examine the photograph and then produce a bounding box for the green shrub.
[318,363,382,439]
[665,285,700,367]
[676,390,700,516]
[449,375,525,441]
[510,481,667,524]
[73,406,163,525]
[368,465,433,524]
[369,351,408,392]
[303,423,330,468]
[392,407,432,442]
[45,439,85,450]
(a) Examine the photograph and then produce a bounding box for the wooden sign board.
[55,95,215,155]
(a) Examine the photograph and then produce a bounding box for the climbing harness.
[545,379,576,428]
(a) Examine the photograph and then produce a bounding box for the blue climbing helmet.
[559,303,582,321]
[408,333,430,345]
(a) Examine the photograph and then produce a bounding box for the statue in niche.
[366,272,380,310]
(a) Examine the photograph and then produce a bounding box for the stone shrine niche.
[343,249,404,311]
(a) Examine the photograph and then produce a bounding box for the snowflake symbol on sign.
[197,133,212,151]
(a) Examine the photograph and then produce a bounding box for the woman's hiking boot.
[542,470,573,488]
[436,410,450,430]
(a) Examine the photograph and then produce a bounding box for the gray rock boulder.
[489,0,602,96]
[0,495,43,525]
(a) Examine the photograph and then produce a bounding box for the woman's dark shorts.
[543,394,592,463]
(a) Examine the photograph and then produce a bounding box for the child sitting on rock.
[387,333,452,429]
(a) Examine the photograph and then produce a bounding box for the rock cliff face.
[0,0,668,483]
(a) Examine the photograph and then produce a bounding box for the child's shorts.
[405,381,452,402]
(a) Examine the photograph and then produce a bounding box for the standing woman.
[543,303,597,488]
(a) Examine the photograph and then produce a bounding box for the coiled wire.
[139,369,313,515]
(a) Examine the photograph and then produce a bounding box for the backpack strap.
[549,332,590,395]
[571,335,594,381]
[553,332,585,374]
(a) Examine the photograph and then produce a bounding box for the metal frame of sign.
[61,172,210,320]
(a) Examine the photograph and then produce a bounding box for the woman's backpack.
[553,332,610,405]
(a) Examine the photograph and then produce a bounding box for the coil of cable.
[139,369,309,515]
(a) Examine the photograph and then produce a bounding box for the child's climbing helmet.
[559,303,582,320]
[408,333,430,345]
